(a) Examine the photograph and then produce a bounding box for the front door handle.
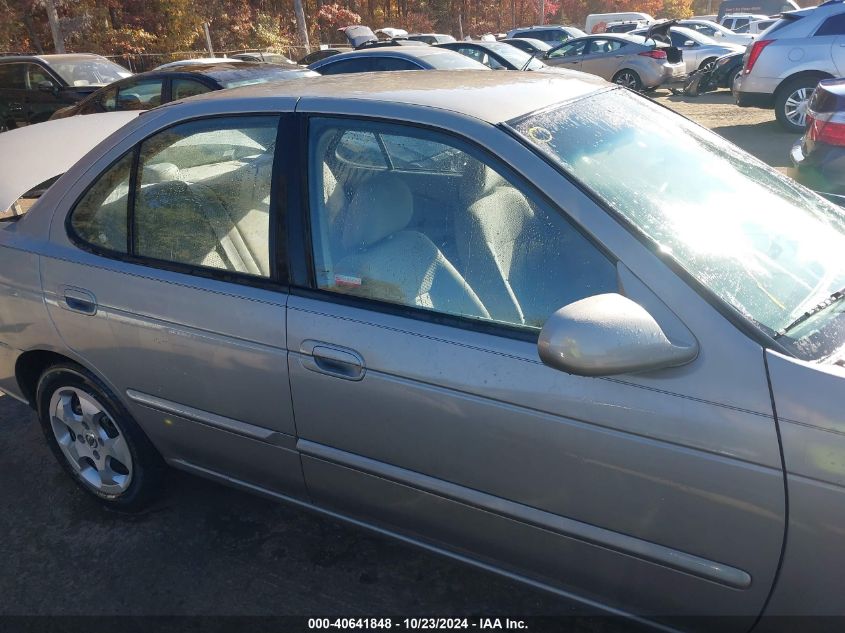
[8,102,22,112]
[61,287,97,315]
[299,340,365,381]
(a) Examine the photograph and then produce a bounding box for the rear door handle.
[299,340,365,381]
[61,287,97,315]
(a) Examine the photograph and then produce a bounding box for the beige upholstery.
[333,175,490,320]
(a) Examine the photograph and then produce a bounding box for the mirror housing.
[37,79,57,94]
[538,293,698,377]
[684,40,696,47]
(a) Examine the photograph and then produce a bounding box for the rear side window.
[0,64,25,90]
[816,13,845,36]
[70,116,280,279]
[70,152,133,252]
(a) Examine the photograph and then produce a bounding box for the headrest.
[142,162,180,184]
[461,161,507,204]
[342,175,414,250]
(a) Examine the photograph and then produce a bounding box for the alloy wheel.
[49,387,133,495]
[614,71,639,90]
[784,87,811,128]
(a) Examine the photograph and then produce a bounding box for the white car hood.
[0,111,140,213]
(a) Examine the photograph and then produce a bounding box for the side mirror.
[685,40,696,47]
[37,79,57,94]
[537,293,698,377]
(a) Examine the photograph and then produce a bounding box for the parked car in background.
[717,0,798,22]
[632,22,743,73]
[308,47,488,74]
[50,62,317,120]
[500,37,552,56]
[691,14,718,22]
[231,52,297,64]
[711,51,745,90]
[154,58,243,70]
[738,18,777,34]
[436,41,553,71]
[720,13,769,31]
[677,19,756,44]
[406,33,456,44]
[585,12,653,33]
[0,54,131,131]
[543,33,685,90]
[506,25,586,44]
[605,20,649,33]
[298,48,349,65]
[5,69,845,626]
[789,77,845,195]
[735,2,845,132]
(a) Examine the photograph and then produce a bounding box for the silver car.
[631,24,744,73]
[308,47,488,74]
[735,2,845,132]
[543,33,685,89]
[3,71,845,625]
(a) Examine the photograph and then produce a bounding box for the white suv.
[735,1,845,132]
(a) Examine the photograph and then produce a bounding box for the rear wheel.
[36,363,165,511]
[775,76,823,133]
[612,69,642,91]
[699,57,717,72]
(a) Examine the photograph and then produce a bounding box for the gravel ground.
[0,89,793,627]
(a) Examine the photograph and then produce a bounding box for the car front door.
[22,62,64,123]
[580,38,627,79]
[544,38,587,68]
[41,112,306,498]
[286,110,785,627]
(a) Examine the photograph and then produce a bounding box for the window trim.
[65,112,290,292]
[291,112,620,343]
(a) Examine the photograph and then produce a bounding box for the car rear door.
[814,13,845,75]
[41,110,306,498]
[0,63,29,128]
[286,107,785,627]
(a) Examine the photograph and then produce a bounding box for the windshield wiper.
[775,288,845,338]
[521,52,537,71]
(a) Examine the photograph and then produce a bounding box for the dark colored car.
[789,77,845,195]
[50,62,317,120]
[298,49,349,65]
[435,41,549,71]
[0,54,131,131]
[711,51,743,89]
[500,37,552,56]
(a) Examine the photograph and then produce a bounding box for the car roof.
[173,69,607,125]
[157,61,302,76]
[0,53,107,64]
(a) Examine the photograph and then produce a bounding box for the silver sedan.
[632,24,745,73]
[543,33,686,89]
[1,71,845,626]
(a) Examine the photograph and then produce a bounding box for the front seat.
[454,163,532,325]
[334,175,490,320]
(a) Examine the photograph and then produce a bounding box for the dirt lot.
[0,88,794,627]
[653,88,798,172]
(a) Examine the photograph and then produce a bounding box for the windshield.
[510,88,845,361]
[45,57,131,86]
[484,42,546,70]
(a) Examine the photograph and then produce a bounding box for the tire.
[699,57,717,72]
[612,69,642,91]
[36,363,165,512]
[775,76,823,133]
[728,68,742,91]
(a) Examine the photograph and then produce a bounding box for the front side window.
[172,78,213,100]
[116,79,163,110]
[308,118,617,330]
[511,87,845,360]
[134,116,278,277]
[549,40,587,58]
[317,58,376,75]
[25,64,53,88]
[587,39,624,54]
